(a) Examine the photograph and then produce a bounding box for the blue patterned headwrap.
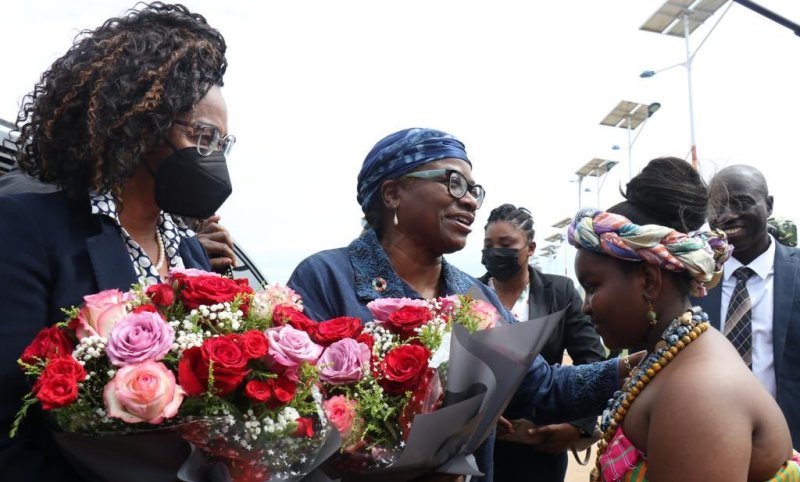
[356,128,470,213]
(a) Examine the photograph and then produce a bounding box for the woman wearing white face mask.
[479,203,605,482]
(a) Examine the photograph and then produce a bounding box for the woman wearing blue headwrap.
[287,128,628,481]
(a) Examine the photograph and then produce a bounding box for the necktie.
[724,266,755,368]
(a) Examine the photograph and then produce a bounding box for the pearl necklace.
[590,306,710,482]
[153,230,166,272]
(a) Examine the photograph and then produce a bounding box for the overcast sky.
[2,1,799,283]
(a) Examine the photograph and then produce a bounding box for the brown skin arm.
[646,369,755,481]
[195,214,235,273]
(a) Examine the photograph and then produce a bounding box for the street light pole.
[600,101,659,180]
[683,12,699,167]
[626,117,633,179]
[640,0,731,169]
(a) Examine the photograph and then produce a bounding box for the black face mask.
[481,247,522,282]
[152,146,232,219]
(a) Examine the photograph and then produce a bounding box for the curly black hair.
[485,203,535,242]
[609,156,708,233]
[14,2,227,197]
[608,156,708,295]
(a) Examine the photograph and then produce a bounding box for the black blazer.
[694,242,800,448]
[0,191,211,482]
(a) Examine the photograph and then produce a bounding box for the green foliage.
[9,393,37,438]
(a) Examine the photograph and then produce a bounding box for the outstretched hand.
[195,214,235,273]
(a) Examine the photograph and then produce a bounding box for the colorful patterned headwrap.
[567,208,733,297]
[356,128,470,214]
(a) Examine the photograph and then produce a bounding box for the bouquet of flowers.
[269,294,509,479]
[13,269,337,482]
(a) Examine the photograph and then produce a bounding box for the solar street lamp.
[640,0,730,168]
[599,101,660,180]
[575,158,619,209]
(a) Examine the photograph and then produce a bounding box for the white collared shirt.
[720,235,776,397]
[488,278,530,321]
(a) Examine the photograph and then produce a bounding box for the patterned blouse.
[90,192,195,285]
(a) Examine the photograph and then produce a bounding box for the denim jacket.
[287,229,619,481]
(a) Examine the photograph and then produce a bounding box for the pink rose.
[106,312,175,366]
[103,360,185,424]
[266,325,323,368]
[469,300,500,330]
[76,289,132,340]
[323,395,361,440]
[366,298,428,322]
[437,295,460,317]
[317,339,370,385]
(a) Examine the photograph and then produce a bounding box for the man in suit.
[696,164,800,448]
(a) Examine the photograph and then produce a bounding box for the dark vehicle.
[0,119,267,288]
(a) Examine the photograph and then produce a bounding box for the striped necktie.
[724,266,755,368]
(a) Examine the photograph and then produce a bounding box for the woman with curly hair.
[0,3,233,481]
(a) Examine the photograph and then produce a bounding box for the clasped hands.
[496,417,582,454]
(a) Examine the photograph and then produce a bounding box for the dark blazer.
[480,266,605,482]
[694,242,800,448]
[0,191,211,482]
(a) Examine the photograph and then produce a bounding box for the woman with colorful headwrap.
[287,127,635,481]
[568,157,797,481]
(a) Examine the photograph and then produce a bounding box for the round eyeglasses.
[173,120,236,157]
[402,168,485,208]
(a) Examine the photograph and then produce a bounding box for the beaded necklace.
[590,306,711,482]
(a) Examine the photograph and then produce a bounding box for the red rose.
[267,377,297,408]
[34,376,80,410]
[294,417,314,438]
[384,306,432,338]
[131,304,162,317]
[244,379,273,403]
[240,330,269,359]
[178,347,206,396]
[242,377,297,408]
[179,275,254,310]
[33,358,86,410]
[272,305,317,334]
[379,344,431,395]
[20,326,74,365]
[41,357,87,383]
[312,317,363,345]
[146,284,175,307]
[178,336,249,396]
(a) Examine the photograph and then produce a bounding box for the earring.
[393,207,398,226]
[645,298,658,326]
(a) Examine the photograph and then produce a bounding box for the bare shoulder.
[656,329,758,405]
[645,329,792,480]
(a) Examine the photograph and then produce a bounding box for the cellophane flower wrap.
[13,269,335,482]
[285,295,499,475]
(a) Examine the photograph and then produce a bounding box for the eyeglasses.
[403,168,485,208]
[173,120,236,157]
